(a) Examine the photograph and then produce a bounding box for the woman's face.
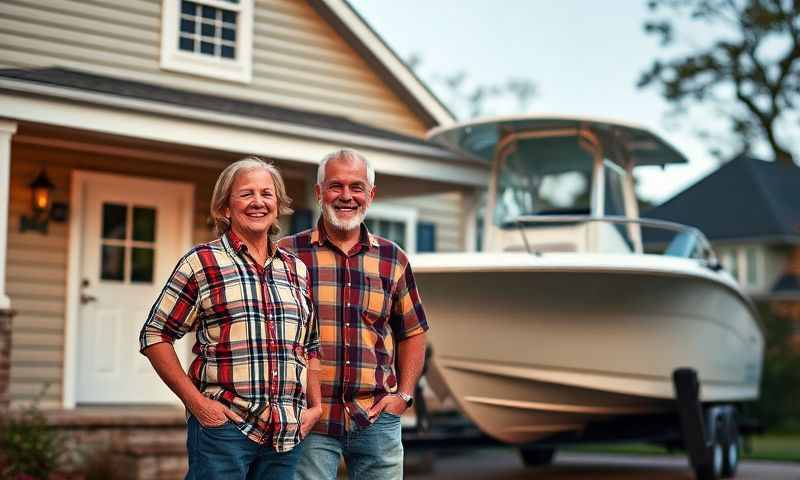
[225,168,278,239]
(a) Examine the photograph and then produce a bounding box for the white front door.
[75,172,194,404]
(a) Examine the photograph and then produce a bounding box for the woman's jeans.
[185,415,304,480]
[295,412,403,480]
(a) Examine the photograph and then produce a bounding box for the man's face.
[316,157,375,233]
[225,168,278,238]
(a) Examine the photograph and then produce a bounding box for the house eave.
[0,78,488,187]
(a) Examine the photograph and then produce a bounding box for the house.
[0,0,487,475]
[645,156,800,347]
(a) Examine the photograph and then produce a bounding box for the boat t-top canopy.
[428,115,689,167]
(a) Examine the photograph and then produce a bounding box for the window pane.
[102,203,127,240]
[132,248,155,283]
[200,41,215,55]
[201,22,216,37]
[133,207,157,242]
[221,26,236,41]
[100,245,125,281]
[222,10,236,24]
[180,18,195,34]
[746,248,758,285]
[221,45,235,58]
[181,0,197,15]
[201,5,215,18]
[417,222,437,253]
[179,36,194,52]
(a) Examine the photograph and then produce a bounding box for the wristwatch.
[397,392,414,408]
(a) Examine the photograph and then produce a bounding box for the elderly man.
[279,149,428,480]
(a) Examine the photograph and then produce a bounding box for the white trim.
[0,120,16,310]
[160,0,254,83]
[63,171,195,408]
[0,79,462,162]
[320,0,454,126]
[0,87,488,187]
[366,202,418,254]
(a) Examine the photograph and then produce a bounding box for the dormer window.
[161,0,253,83]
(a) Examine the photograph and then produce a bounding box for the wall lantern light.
[20,169,55,234]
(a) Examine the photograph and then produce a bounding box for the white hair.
[317,149,375,186]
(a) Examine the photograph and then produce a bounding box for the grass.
[566,433,800,463]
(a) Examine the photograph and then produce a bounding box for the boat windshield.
[494,136,593,226]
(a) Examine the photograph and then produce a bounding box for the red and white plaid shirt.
[140,231,320,452]
[279,221,428,436]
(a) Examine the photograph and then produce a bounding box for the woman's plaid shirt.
[278,222,429,436]
[139,231,320,452]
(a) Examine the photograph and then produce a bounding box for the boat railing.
[513,214,719,265]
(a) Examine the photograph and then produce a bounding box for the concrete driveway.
[405,448,799,480]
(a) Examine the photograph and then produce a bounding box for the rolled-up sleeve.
[390,263,429,341]
[139,258,200,354]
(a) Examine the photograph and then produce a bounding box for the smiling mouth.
[334,205,359,214]
[245,211,269,218]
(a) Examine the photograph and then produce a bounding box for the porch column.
[462,188,481,252]
[0,120,16,413]
[0,120,16,310]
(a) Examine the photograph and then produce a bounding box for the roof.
[427,115,688,166]
[646,156,800,244]
[0,67,441,150]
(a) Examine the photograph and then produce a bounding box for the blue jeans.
[295,412,403,480]
[185,415,304,480]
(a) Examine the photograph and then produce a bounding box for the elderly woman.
[139,157,321,480]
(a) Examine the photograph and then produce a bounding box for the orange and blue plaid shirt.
[139,231,320,452]
[279,221,428,436]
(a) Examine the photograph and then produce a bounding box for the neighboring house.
[646,156,800,347]
[0,1,487,474]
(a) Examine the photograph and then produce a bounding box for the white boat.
[412,116,764,477]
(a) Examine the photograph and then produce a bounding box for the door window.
[100,203,157,283]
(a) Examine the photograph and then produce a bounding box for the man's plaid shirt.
[139,231,320,452]
[279,222,428,436]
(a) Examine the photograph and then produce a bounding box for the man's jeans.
[295,412,403,480]
[185,415,304,480]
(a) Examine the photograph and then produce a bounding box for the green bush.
[0,394,67,479]
[748,304,800,431]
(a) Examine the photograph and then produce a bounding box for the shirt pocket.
[271,280,311,344]
[361,275,388,325]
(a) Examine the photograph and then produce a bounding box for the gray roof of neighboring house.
[645,156,800,245]
[0,67,442,150]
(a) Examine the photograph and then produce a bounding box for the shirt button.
[346,303,350,307]
[346,282,351,287]
[345,361,350,365]
[273,370,278,375]
[345,323,350,327]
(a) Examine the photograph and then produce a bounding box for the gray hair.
[210,157,293,237]
[317,148,375,186]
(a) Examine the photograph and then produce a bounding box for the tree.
[406,53,536,119]
[639,0,800,165]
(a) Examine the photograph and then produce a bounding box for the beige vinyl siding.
[393,192,466,253]
[0,0,429,136]
[6,141,225,408]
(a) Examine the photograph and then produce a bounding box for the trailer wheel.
[518,446,555,467]
[693,417,724,480]
[721,410,739,478]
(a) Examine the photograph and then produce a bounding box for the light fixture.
[20,169,55,234]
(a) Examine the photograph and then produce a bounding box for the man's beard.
[320,201,367,232]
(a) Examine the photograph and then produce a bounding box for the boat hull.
[414,260,763,444]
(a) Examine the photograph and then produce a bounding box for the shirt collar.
[311,218,379,249]
[223,229,280,259]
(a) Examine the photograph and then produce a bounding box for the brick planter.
[0,309,13,414]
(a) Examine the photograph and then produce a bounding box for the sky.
[349,0,727,204]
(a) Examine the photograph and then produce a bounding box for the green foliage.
[747,303,800,430]
[639,0,800,164]
[0,395,67,480]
